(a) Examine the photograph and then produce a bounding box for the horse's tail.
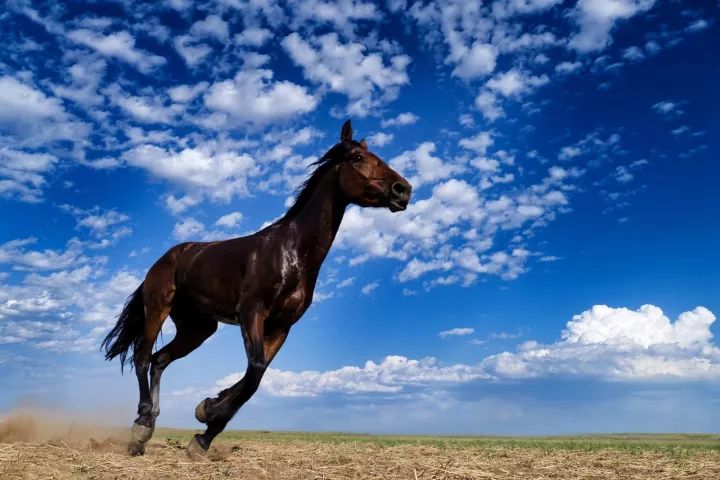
[101,282,145,373]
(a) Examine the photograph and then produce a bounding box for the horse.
[101,120,412,457]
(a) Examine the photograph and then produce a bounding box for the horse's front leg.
[188,313,287,456]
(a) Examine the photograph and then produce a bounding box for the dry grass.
[1,413,719,479]
[2,436,720,479]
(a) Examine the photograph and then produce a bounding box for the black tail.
[101,282,145,373]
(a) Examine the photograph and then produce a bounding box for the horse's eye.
[353,154,364,163]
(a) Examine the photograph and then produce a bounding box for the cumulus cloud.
[451,42,498,80]
[289,0,379,35]
[122,143,260,202]
[568,0,657,53]
[0,76,88,148]
[390,142,462,188]
[215,211,243,228]
[381,112,419,128]
[336,163,571,285]
[0,238,88,271]
[182,304,720,399]
[651,100,682,117]
[482,305,719,380]
[282,32,410,116]
[0,147,58,203]
[0,260,142,351]
[236,355,488,397]
[204,66,318,126]
[67,29,166,73]
[366,132,393,147]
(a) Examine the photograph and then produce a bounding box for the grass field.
[1,416,719,479]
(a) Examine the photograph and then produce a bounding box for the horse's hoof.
[195,398,210,423]
[187,434,208,461]
[131,422,154,444]
[128,441,146,456]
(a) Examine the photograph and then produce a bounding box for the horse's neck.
[285,169,347,270]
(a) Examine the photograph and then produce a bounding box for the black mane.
[282,140,360,219]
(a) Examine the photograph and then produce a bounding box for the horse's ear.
[359,138,368,150]
[341,120,353,142]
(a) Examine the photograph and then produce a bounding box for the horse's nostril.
[391,182,407,197]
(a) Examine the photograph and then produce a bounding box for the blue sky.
[1,0,719,435]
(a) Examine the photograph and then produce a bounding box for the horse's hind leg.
[189,320,289,457]
[128,278,174,455]
[148,313,217,425]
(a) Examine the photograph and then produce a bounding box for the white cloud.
[555,61,582,74]
[60,205,132,247]
[259,355,489,397]
[0,76,88,148]
[0,147,57,203]
[366,132,394,147]
[168,82,209,103]
[482,305,719,380]
[622,46,645,62]
[112,89,179,124]
[473,70,548,121]
[336,162,573,286]
[122,143,259,202]
[282,32,410,116]
[165,194,200,214]
[651,100,682,116]
[559,146,583,160]
[361,281,379,296]
[390,142,462,188]
[190,14,229,42]
[568,0,656,53]
[51,57,107,107]
[381,112,419,128]
[474,91,502,121]
[235,27,272,47]
[289,0,379,35]
[486,69,549,97]
[439,327,475,338]
[0,238,88,271]
[67,29,166,73]
[181,304,720,399]
[215,211,243,228]
[172,217,205,241]
[0,258,143,352]
[174,35,212,67]
[451,42,498,80]
[459,131,493,155]
[491,0,564,17]
[172,215,246,242]
[204,66,318,126]
[686,19,710,33]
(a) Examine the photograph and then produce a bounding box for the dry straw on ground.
[1,411,719,479]
[3,439,720,480]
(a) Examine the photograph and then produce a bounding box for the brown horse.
[102,120,412,457]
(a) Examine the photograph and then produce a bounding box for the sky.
[1,0,719,435]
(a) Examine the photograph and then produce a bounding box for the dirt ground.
[3,438,720,479]
[1,412,719,479]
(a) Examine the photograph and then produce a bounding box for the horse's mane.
[281,140,360,219]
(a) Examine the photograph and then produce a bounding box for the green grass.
[154,428,720,454]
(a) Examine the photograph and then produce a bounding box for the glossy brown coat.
[102,120,411,456]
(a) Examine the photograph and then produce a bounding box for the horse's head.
[335,120,412,212]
